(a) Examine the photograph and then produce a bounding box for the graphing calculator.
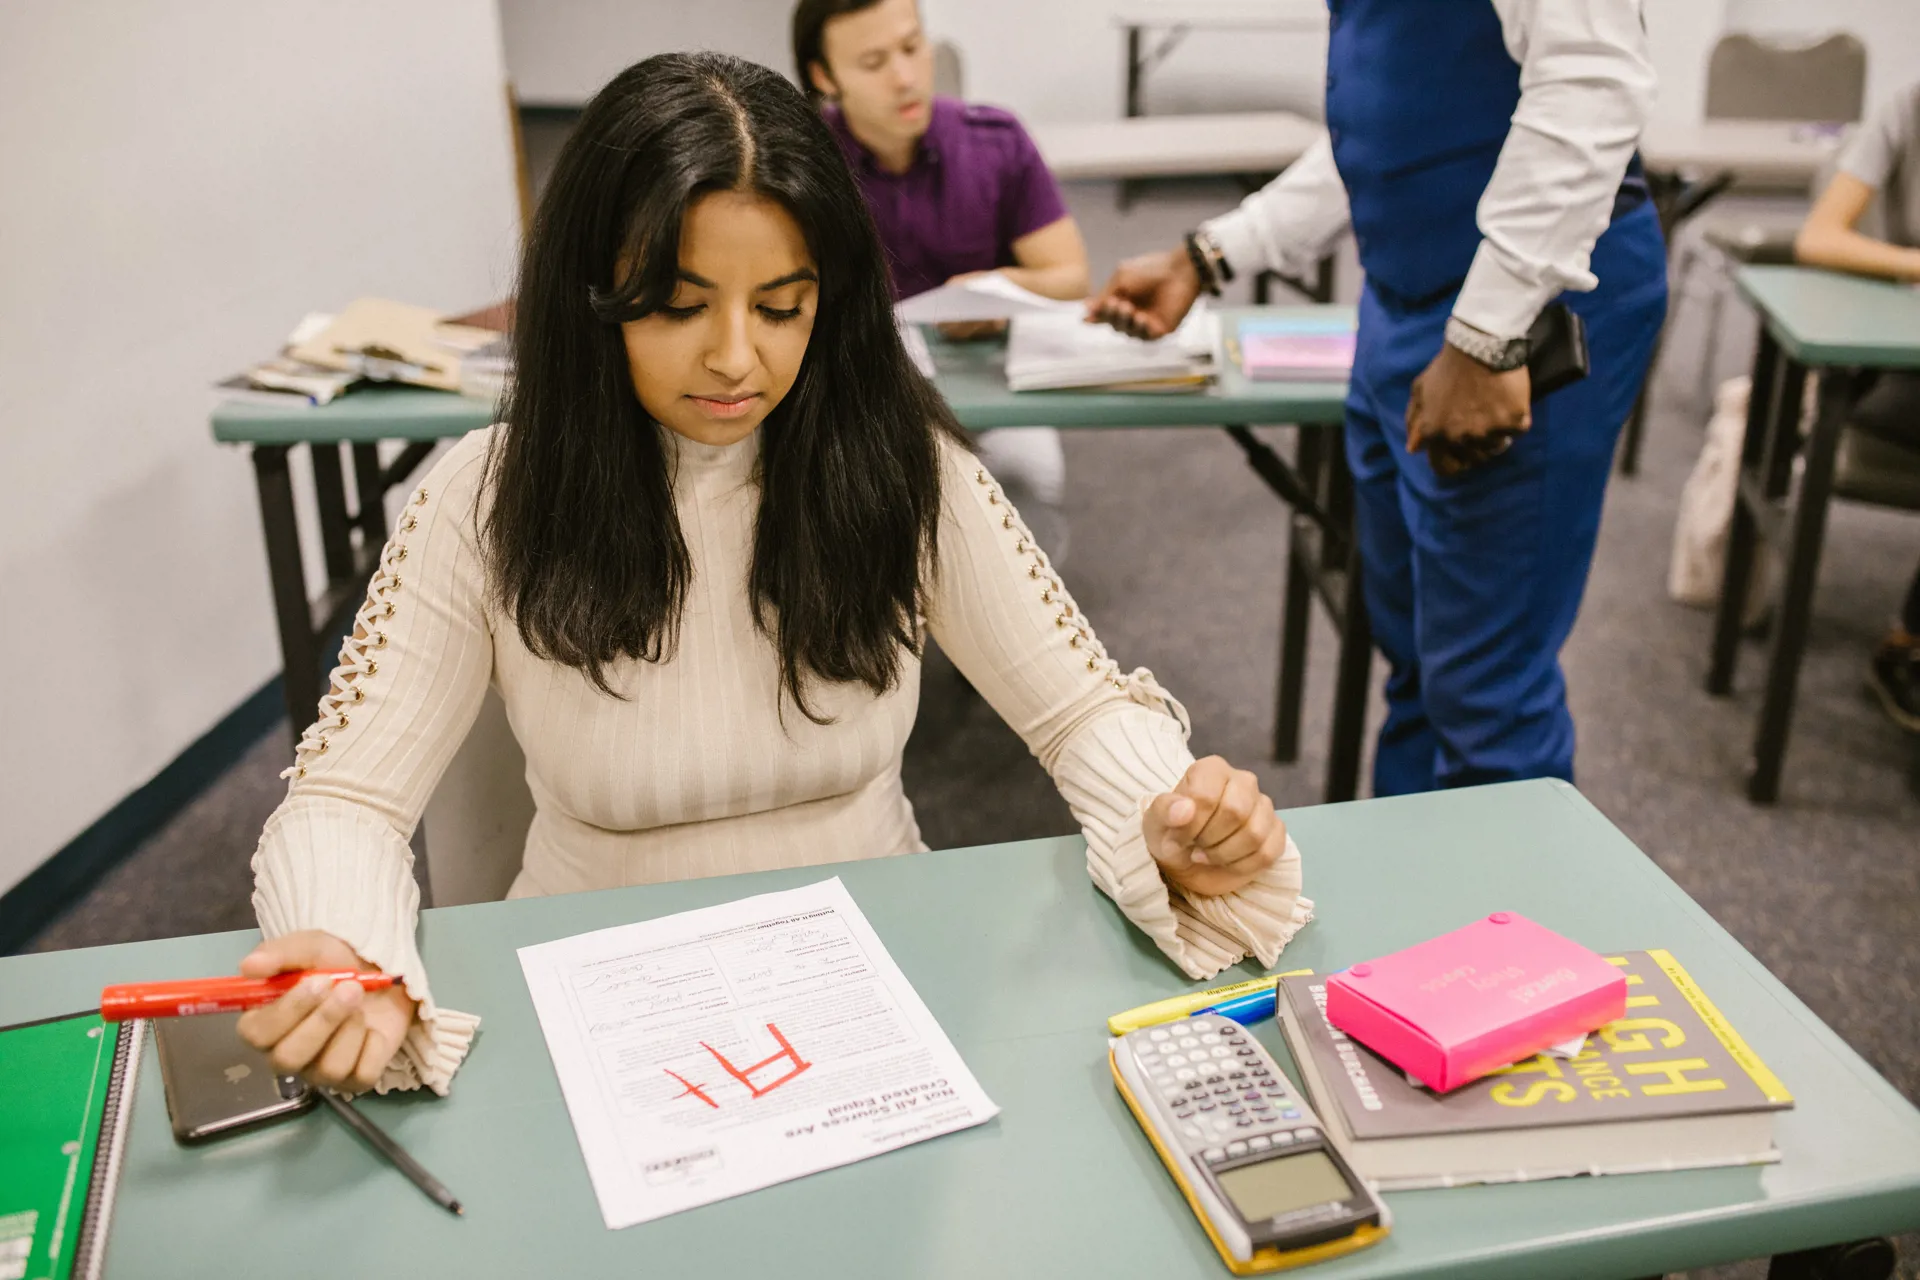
[1111,1013,1389,1273]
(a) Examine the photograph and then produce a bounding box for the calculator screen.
[1215,1150,1351,1221]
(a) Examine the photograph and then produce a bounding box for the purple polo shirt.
[825,96,1069,301]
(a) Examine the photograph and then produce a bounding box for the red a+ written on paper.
[664,1022,812,1109]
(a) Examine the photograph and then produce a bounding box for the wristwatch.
[1444,316,1529,371]
[1183,229,1234,297]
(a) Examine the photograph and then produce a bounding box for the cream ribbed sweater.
[251,426,1312,1094]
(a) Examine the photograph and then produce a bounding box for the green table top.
[209,306,1351,445]
[1736,266,1920,369]
[3,780,1916,1280]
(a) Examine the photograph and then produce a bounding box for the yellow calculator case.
[1110,1023,1389,1275]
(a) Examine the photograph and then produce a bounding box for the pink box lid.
[1324,912,1627,1091]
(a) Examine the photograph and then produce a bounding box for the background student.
[233,53,1309,1097]
[1088,0,1667,797]
[793,0,1085,557]
[1793,78,1920,733]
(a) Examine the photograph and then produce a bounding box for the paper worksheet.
[894,272,1083,324]
[518,877,999,1229]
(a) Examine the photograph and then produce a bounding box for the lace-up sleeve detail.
[925,440,1312,980]
[282,533,412,781]
[252,430,498,1094]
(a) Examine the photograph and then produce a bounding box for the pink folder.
[1239,332,1355,381]
[1324,913,1627,1093]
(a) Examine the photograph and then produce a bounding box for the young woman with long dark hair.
[233,53,1309,1095]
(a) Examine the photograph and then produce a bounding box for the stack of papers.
[215,354,361,408]
[214,301,514,409]
[289,297,502,393]
[1234,314,1355,382]
[1005,305,1218,392]
[518,877,998,1229]
[895,273,1081,325]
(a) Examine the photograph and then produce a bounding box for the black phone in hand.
[154,1011,315,1143]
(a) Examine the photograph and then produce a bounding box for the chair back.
[1704,33,1866,123]
[933,39,964,99]
[420,687,535,906]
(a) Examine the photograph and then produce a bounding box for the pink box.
[1324,913,1628,1093]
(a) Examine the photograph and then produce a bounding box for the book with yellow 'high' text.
[1277,950,1792,1190]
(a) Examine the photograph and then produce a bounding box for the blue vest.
[1324,0,1527,307]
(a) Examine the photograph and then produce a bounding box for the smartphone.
[1525,302,1590,401]
[153,1011,315,1143]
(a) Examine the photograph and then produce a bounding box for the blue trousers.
[1346,202,1668,796]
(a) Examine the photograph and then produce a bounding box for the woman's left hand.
[1142,756,1286,897]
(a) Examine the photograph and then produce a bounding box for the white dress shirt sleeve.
[1202,1,1653,339]
[1200,134,1351,283]
[1455,0,1656,339]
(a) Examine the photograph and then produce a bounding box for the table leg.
[1707,328,1782,695]
[1118,26,1143,211]
[310,441,357,586]
[1273,429,1326,762]
[1124,26,1143,118]
[1766,1237,1897,1280]
[1325,518,1371,804]
[252,446,318,748]
[1320,443,1367,802]
[1256,253,1336,309]
[1617,382,1650,476]
[352,443,388,544]
[1620,166,1734,479]
[1747,371,1844,804]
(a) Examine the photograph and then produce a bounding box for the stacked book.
[1274,952,1793,1190]
[215,313,362,407]
[1005,306,1217,393]
[1233,314,1355,382]
[215,298,512,409]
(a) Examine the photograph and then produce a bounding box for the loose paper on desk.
[518,877,999,1229]
[895,272,1082,324]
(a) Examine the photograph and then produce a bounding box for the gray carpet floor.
[23,178,1919,1278]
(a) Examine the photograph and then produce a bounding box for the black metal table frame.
[1705,322,1862,803]
[252,438,439,742]
[1614,167,1739,477]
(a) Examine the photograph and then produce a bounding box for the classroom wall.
[495,0,1326,119]
[0,2,522,899]
[501,0,795,106]
[497,0,1917,129]
[495,0,1708,126]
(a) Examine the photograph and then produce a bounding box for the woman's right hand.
[1086,246,1203,340]
[235,930,419,1094]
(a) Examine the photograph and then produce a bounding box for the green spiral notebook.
[0,1013,144,1280]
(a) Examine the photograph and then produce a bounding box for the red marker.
[100,970,398,1021]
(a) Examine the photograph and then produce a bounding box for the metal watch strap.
[1444,316,1528,371]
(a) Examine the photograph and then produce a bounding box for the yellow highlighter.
[1106,970,1313,1037]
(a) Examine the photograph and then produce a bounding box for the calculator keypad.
[1132,1015,1310,1148]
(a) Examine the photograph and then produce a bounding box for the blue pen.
[1203,986,1279,1026]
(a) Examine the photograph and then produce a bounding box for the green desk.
[4,781,1916,1278]
[1708,268,1920,802]
[212,309,1372,798]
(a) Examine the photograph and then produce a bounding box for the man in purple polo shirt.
[793,0,1089,556]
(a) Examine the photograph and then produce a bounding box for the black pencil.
[318,1088,464,1216]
